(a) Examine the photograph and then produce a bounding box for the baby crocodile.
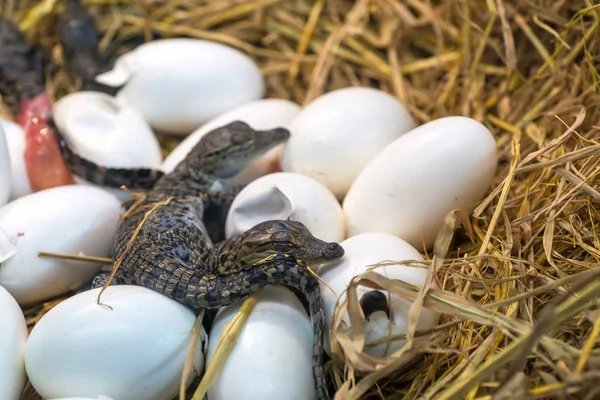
[54,120,344,400]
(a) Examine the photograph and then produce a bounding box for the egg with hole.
[207,285,316,400]
[0,185,121,305]
[52,91,162,201]
[280,87,416,199]
[0,118,32,200]
[0,285,28,400]
[225,172,344,245]
[25,286,207,400]
[0,122,10,207]
[343,116,498,249]
[97,38,265,135]
[318,233,439,357]
[162,98,300,186]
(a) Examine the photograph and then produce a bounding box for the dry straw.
[3,0,600,399]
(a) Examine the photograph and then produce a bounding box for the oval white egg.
[343,116,498,249]
[225,172,344,243]
[0,185,121,305]
[0,118,32,200]
[318,233,439,357]
[52,91,162,169]
[207,285,315,400]
[162,98,300,186]
[98,38,264,135]
[280,87,415,199]
[25,286,206,400]
[0,122,11,207]
[0,285,28,400]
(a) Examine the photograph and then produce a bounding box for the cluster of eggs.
[0,38,498,400]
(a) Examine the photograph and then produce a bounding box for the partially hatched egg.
[343,116,498,249]
[97,38,265,135]
[280,87,415,199]
[318,233,439,357]
[207,285,316,400]
[225,172,344,244]
[0,286,27,400]
[25,286,206,400]
[52,91,162,201]
[0,185,121,305]
[162,98,300,186]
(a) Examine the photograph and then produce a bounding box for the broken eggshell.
[52,91,162,201]
[280,87,416,199]
[225,172,345,245]
[318,232,439,357]
[97,38,265,135]
[0,285,27,400]
[343,116,498,249]
[0,185,121,305]
[25,286,207,400]
[207,285,316,400]
[0,118,32,200]
[161,98,300,187]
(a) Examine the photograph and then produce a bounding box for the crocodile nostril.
[359,290,390,320]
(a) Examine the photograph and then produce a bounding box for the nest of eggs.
[4,0,600,399]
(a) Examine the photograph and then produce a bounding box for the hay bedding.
[2,0,600,399]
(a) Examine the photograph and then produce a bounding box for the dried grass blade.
[179,310,205,400]
[193,292,261,399]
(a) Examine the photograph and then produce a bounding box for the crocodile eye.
[272,231,291,242]
[231,131,248,144]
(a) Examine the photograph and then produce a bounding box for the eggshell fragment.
[207,285,316,400]
[318,233,439,357]
[97,38,265,135]
[0,118,32,200]
[280,87,416,199]
[343,116,498,249]
[25,286,206,400]
[225,172,344,243]
[162,98,300,186]
[0,123,10,207]
[0,285,28,400]
[0,186,121,305]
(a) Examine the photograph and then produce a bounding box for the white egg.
[207,285,315,400]
[52,91,162,169]
[0,123,11,207]
[343,116,498,249]
[225,172,344,244]
[25,286,207,400]
[0,285,28,400]
[96,38,264,135]
[318,233,439,357]
[280,87,415,199]
[0,185,121,305]
[0,119,32,200]
[162,98,300,186]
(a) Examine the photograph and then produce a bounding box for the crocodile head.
[218,220,345,273]
[196,121,290,179]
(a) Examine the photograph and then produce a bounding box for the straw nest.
[3,0,600,399]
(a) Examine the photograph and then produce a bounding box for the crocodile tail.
[49,117,164,190]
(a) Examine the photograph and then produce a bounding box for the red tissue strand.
[18,93,75,191]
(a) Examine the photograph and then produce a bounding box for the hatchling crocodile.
[53,119,345,400]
